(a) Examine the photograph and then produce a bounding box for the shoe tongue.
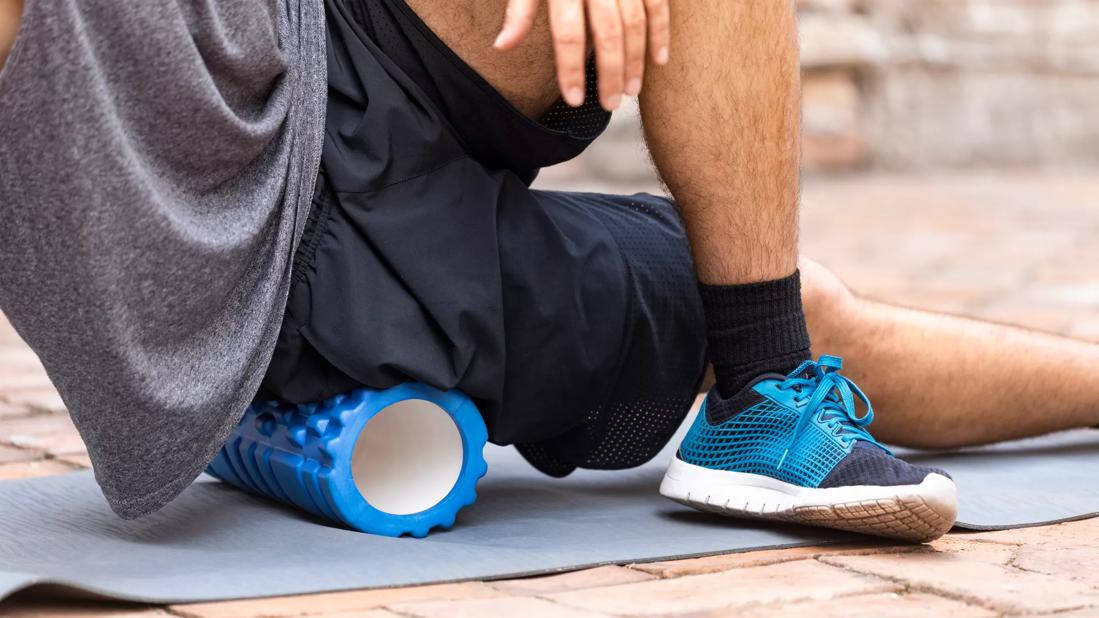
[785,362,816,380]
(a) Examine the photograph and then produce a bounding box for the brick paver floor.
[2,172,1098,617]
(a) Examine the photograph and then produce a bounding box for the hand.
[494,0,670,112]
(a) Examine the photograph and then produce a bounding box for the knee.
[0,0,23,71]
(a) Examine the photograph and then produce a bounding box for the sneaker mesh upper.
[678,396,849,488]
[679,389,948,489]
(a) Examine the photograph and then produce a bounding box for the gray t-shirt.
[0,0,326,517]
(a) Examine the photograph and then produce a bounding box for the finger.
[549,0,588,107]
[619,0,647,96]
[643,0,670,64]
[587,0,625,110]
[495,0,540,51]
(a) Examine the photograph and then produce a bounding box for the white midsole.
[660,456,957,515]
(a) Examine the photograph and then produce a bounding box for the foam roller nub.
[206,383,488,538]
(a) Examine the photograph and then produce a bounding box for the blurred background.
[537,0,1099,341]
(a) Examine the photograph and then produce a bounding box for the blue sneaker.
[660,355,956,542]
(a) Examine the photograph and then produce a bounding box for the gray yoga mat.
[1,428,1098,604]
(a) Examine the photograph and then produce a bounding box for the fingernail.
[604,94,622,110]
[656,47,669,64]
[626,78,642,96]
[493,32,507,48]
[566,87,585,106]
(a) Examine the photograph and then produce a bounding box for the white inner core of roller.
[352,399,464,515]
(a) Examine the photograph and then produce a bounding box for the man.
[1,0,1096,543]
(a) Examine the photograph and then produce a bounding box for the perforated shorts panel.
[516,193,707,474]
[679,398,848,488]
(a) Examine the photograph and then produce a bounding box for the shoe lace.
[775,355,887,468]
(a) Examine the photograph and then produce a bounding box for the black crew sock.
[699,270,811,399]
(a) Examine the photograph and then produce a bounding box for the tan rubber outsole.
[662,462,958,544]
[788,492,956,543]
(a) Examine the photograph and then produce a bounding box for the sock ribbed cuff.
[700,270,811,398]
[698,271,805,330]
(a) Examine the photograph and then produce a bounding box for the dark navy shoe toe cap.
[819,442,950,489]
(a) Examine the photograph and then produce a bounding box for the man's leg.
[641,1,799,286]
[414,0,1099,454]
[801,257,1099,449]
[414,0,955,541]
[639,2,955,543]
[414,0,953,542]
[640,1,809,400]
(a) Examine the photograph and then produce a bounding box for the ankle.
[700,271,811,398]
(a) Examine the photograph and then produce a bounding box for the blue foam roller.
[206,383,489,537]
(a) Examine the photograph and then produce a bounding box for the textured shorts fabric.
[260,0,708,475]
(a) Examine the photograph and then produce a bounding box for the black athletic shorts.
[260,0,708,475]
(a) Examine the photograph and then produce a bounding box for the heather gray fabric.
[1,429,1097,604]
[0,0,326,517]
